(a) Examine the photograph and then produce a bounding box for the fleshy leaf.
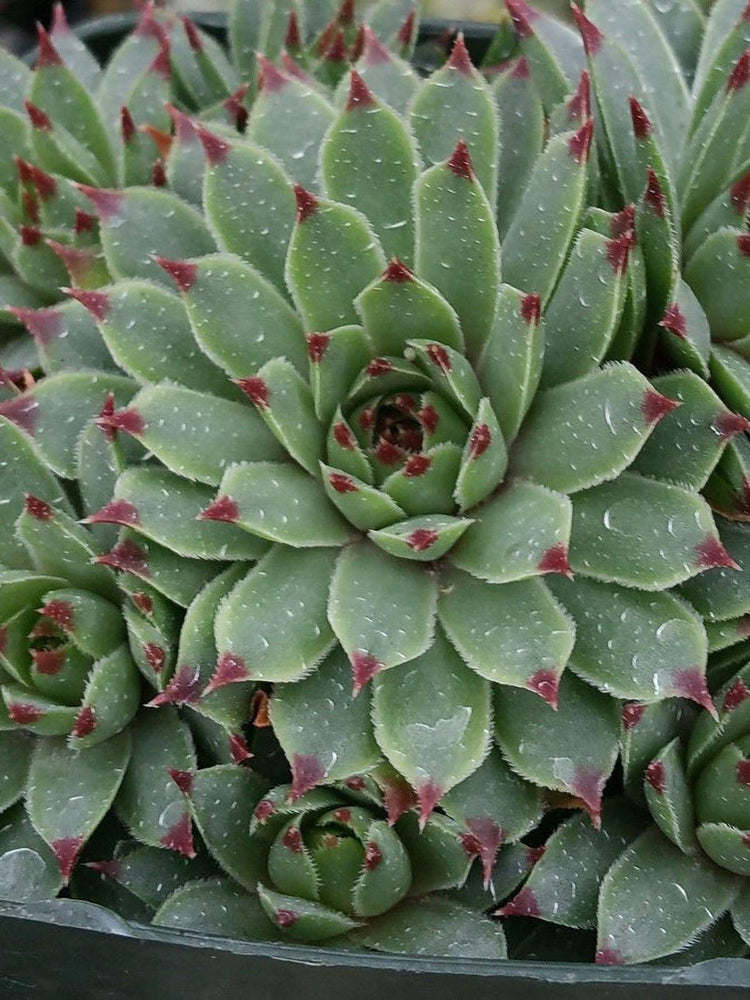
[0,731,33,812]
[686,229,750,342]
[321,464,406,531]
[328,541,438,691]
[372,628,491,823]
[257,883,362,941]
[643,738,697,854]
[369,514,472,562]
[213,546,337,686]
[310,327,370,428]
[155,879,282,941]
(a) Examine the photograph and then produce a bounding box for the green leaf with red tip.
[410,36,499,212]
[694,0,750,111]
[1,685,77,737]
[415,391,469,451]
[169,19,238,108]
[227,0,263,78]
[175,564,250,729]
[326,406,373,483]
[174,253,306,378]
[450,480,572,585]
[407,339,482,418]
[620,698,688,805]
[514,363,669,494]
[413,147,500,359]
[28,110,107,187]
[75,416,142,551]
[686,230,750,342]
[10,229,68,296]
[710,347,750,421]
[214,546,337,685]
[352,896,507,959]
[0,801,63,902]
[16,503,117,601]
[155,879,282,941]
[596,826,739,966]
[368,515,472,562]
[685,165,750,262]
[494,671,620,820]
[476,284,544,442]
[493,60,545,240]
[102,466,267,561]
[328,540,438,686]
[244,357,323,476]
[0,48,31,114]
[0,109,30,194]
[38,588,124,660]
[321,463,405,531]
[356,262,464,356]
[48,7,101,91]
[187,765,269,892]
[0,417,72,570]
[92,281,236,400]
[322,73,418,263]
[310,326,370,427]
[0,371,135,479]
[388,810,470,893]
[499,799,644,929]
[704,432,750,521]
[71,644,141,750]
[548,575,709,706]
[586,0,689,162]
[0,731,32,812]
[455,398,508,511]
[687,663,750,778]
[124,599,177,691]
[345,356,430,409]
[286,192,386,332]
[381,444,462,517]
[706,616,750,653]
[211,461,354,546]
[115,708,196,855]
[681,58,750,229]
[85,187,215,287]
[569,471,727,591]
[99,530,223,608]
[29,39,116,184]
[26,731,130,882]
[506,0,569,112]
[202,139,296,294]
[0,570,66,625]
[439,568,574,701]
[106,383,286,486]
[643,738,697,854]
[697,823,750,878]
[502,125,591,306]
[247,71,337,191]
[348,30,420,116]
[164,109,204,207]
[258,883,362,941]
[440,746,542,867]
[14,301,115,376]
[373,627,491,819]
[632,371,745,490]
[271,645,380,785]
[540,230,631,388]
[658,280,711,379]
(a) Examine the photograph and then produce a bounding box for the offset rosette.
[587,666,750,965]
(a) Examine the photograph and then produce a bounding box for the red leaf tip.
[196,125,230,166]
[694,536,741,574]
[495,886,540,918]
[568,119,594,163]
[52,836,84,882]
[727,50,750,92]
[362,25,389,65]
[629,96,652,139]
[199,495,239,524]
[714,411,750,440]
[448,32,473,74]
[505,0,536,37]
[203,652,251,695]
[160,813,196,859]
[527,669,560,710]
[571,4,604,55]
[416,778,443,830]
[65,288,110,322]
[294,184,319,223]
[384,257,414,283]
[347,70,376,110]
[290,753,327,800]
[153,256,197,293]
[538,543,573,579]
[606,229,635,275]
[447,139,475,180]
[659,303,687,340]
[36,24,63,67]
[257,54,290,93]
[350,651,383,695]
[674,666,719,719]
[25,494,53,521]
[641,388,679,426]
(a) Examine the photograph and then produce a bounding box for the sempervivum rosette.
[23,34,746,882]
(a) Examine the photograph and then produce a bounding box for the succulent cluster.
[1,0,750,968]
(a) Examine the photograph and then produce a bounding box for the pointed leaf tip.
[714,412,750,439]
[84,499,140,527]
[97,538,149,575]
[160,813,196,859]
[398,11,417,46]
[568,119,594,163]
[528,670,560,709]
[25,101,52,131]
[694,536,741,572]
[738,234,750,257]
[569,71,591,121]
[290,753,326,800]
[234,376,269,407]
[153,256,197,293]
[229,733,252,764]
[181,15,202,52]
[285,10,302,51]
[606,231,634,274]
[362,24,389,64]
[538,543,573,578]
[62,287,109,321]
[149,40,171,80]
[659,303,686,339]
[727,50,750,92]
[645,760,666,794]
[199,495,240,523]
[76,186,124,223]
[674,668,718,718]
[730,172,750,216]
[505,0,535,37]
[25,494,53,521]
[52,3,70,34]
[325,30,347,63]
[203,652,251,695]
[495,886,540,918]
[196,125,230,166]
[448,32,473,74]
[641,389,679,425]
[571,4,603,55]
[351,651,383,695]
[384,258,414,283]
[571,768,605,828]
[347,70,376,110]
[168,768,194,795]
[36,24,63,67]
[257,54,289,93]
[596,949,626,965]
[417,779,443,830]
[521,292,542,325]
[294,184,318,223]
[96,406,144,437]
[629,96,652,139]
[447,139,475,180]
[52,836,84,883]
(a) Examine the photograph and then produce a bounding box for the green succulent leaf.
[350,31,420,116]
[494,671,620,821]
[321,463,406,531]
[369,515,472,562]
[213,461,354,546]
[0,802,63,902]
[258,883,362,941]
[686,230,750,342]
[381,444,462,517]
[26,731,130,881]
[621,699,692,805]
[214,546,337,685]
[643,737,697,854]
[678,517,750,621]
[328,541,438,687]
[499,798,645,929]
[188,765,269,893]
[597,826,739,965]
[372,628,491,819]
[155,878,282,941]
[440,568,575,701]
[14,301,116,377]
[395,810,474,894]
[569,472,726,591]
[309,327,371,427]
[710,346,750,421]
[451,480,572,585]
[0,731,32,812]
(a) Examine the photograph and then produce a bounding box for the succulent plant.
[2,0,750,969]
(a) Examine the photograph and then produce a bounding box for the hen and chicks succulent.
[1,0,750,967]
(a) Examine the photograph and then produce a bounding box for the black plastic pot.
[7,11,750,998]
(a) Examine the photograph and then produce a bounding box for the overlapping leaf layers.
[483,0,750,966]
[0,0,419,376]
